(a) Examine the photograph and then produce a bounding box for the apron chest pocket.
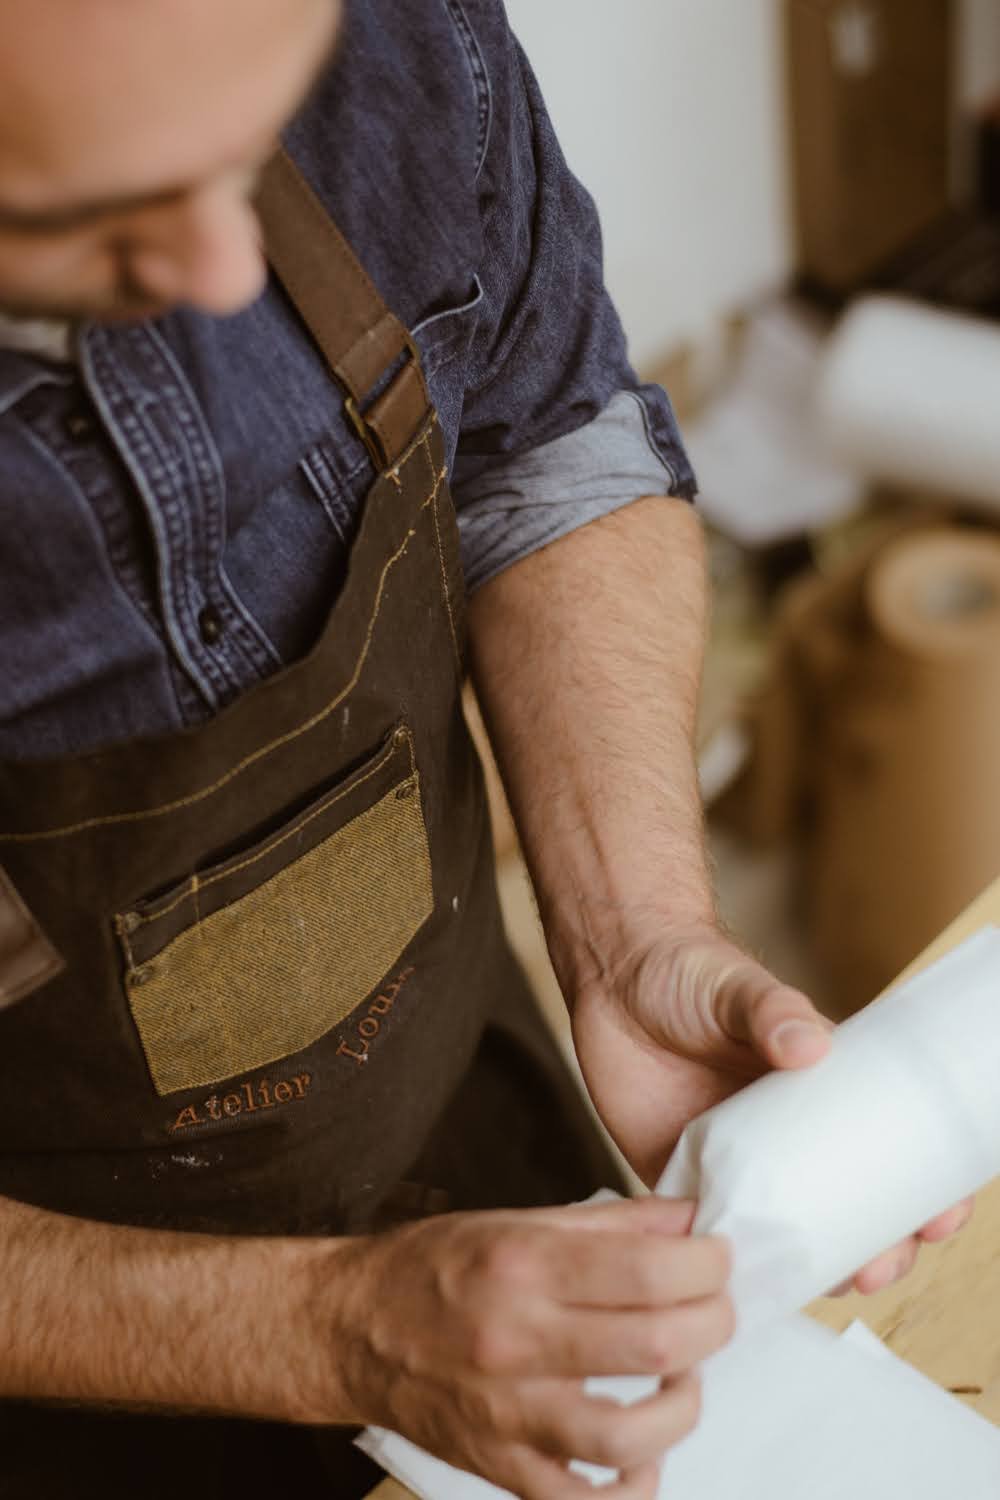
[114,724,432,1096]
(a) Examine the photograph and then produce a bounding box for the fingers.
[852,1238,921,1295]
[612,1465,663,1500]
[849,1200,974,1295]
[538,1227,731,1309]
[461,1196,727,1314]
[353,1202,727,1497]
[750,986,833,1070]
[528,1374,702,1472]
[917,1197,974,1242]
[533,1194,698,1239]
[711,956,833,1072]
[536,1294,734,1379]
[498,1446,661,1500]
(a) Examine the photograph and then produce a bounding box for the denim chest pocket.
[413,275,484,381]
[410,275,484,447]
[222,423,374,666]
[298,434,371,549]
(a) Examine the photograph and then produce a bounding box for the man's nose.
[122,179,267,316]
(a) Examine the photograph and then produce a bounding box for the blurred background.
[471,0,1000,1048]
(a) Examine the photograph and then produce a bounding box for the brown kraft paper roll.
[810,526,1000,1007]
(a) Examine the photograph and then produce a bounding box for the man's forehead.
[0,0,339,214]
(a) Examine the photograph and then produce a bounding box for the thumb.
[714,954,833,1071]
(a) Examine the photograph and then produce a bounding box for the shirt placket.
[79,322,282,713]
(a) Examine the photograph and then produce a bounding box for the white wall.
[505,1,1000,373]
[504,0,792,370]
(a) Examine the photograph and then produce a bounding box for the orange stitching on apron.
[0,426,443,844]
[424,431,460,670]
[123,729,416,934]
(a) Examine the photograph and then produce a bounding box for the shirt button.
[65,411,94,442]
[198,605,224,645]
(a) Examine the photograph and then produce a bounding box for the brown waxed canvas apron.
[0,152,621,1497]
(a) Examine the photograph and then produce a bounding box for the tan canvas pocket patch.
[115,725,433,1096]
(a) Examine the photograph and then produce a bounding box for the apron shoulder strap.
[256,149,432,470]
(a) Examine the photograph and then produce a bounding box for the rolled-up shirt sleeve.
[452,2,696,590]
[457,389,689,592]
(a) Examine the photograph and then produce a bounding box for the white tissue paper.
[360,1318,1000,1499]
[657,925,1000,1336]
[359,929,1000,1496]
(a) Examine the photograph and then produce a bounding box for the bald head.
[0,0,339,321]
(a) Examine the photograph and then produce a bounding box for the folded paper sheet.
[657,926,1000,1335]
[359,930,1000,1496]
[360,1317,1000,1498]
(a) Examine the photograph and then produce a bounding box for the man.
[0,2,970,1497]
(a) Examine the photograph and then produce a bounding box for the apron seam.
[120,730,416,936]
[424,430,462,673]
[0,440,442,844]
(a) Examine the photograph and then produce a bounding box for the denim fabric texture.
[0,0,695,762]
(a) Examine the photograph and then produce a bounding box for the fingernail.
[771,1020,828,1065]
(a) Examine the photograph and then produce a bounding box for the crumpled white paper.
[359,929,1000,1496]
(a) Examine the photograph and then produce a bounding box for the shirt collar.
[0,348,75,417]
[0,316,78,416]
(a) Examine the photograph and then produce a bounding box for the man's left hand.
[570,920,973,1296]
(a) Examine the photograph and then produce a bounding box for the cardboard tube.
[868,529,1000,660]
[810,527,1000,1004]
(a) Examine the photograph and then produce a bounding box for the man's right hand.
[312,1195,733,1500]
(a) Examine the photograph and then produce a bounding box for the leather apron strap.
[255,150,432,470]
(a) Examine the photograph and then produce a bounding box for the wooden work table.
[366,878,1000,1496]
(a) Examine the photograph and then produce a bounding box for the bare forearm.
[467,496,714,994]
[0,1192,348,1423]
[0,1190,738,1494]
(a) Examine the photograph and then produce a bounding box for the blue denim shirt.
[0,0,694,762]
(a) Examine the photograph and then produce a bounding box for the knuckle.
[469,1318,518,1375]
[642,1319,677,1373]
[456,1380,504,1438]
[481,1234,535,1289]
